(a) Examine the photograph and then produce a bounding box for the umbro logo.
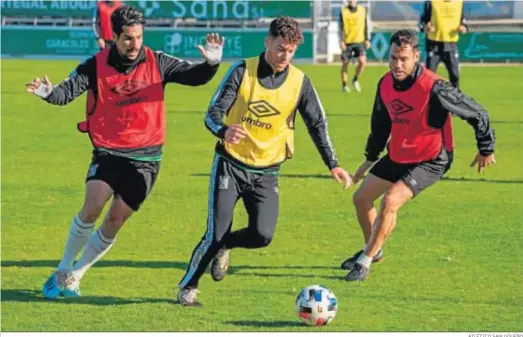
[386,99,413,115]
[248,100,281,118]
[110,80,148,96]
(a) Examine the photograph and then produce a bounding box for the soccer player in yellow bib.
[419,0,468,88]
[177,16,353,306]
[339,0,371,93]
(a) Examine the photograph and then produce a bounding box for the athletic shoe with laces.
[63,273,81,297]
[352,80,362,92]
[340,248,384,270]
[42,270,68,299]
[211,249,230,282]
[177,287,202,307]
[344,263,369,281]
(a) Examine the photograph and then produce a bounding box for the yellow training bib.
[224,57,305,168]
[341,5,366,44]
[428,0,463,42]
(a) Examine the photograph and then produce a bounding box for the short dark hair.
[268,16,303,45]
[389,29,419,50]
[111,6,146,36]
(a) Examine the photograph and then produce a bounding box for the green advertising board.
[367,31,523,62]
[0,0,97,17]
[127,0,312,19]
[1,26,314,59]
[3,26,521,63]
[0,0,312,19]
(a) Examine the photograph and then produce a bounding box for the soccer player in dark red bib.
[26,5,224,299]
[340,29,496,282]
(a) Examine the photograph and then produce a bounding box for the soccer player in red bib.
[340,29,496,281]
[26,5,224,299]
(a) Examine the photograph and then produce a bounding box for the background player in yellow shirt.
[339,0,371,93]
[419,0,468,88]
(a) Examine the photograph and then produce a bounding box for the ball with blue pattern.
[295,285,338,326]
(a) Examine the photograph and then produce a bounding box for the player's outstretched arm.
[25,58,93,106]
[351,79,391,184]
[330,167,353,189]
[352,160,375,185]
[431,80,496,173]
[197,33,224,66]
[297,77,352,189]
[362,79,391,167]
[469,152,496,173]
[159,33,224,86]
[26,75,53,99]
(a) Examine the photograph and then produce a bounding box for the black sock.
[353,76,358,82]
[342,80,347,87]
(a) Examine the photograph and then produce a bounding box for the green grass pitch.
[1,59,522,331]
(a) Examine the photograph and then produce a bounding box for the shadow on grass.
[1,289,175,306]
[191,173,523,184]
[359,292,523,308]
[1,260,337,273]
[441,176,523,184]
[232,272,341,280]
[1,260,189,269]
[226,320,304,328]
[4,287,519,310]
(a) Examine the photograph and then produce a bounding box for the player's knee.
[381,194,401,214]
[98,215,126,239]
[253,228,273,248]
[256,234,273,248]
[79,212,99,224]
[212,212,234,242]
[353,190,372,209]
[79,205,104,223]
[107,212,127,231]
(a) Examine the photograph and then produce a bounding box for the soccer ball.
[295,285,338,326]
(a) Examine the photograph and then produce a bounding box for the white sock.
[363,244,368,251]
[71,228,115,280]
[356,253,373,269]
[57,215,95,271]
